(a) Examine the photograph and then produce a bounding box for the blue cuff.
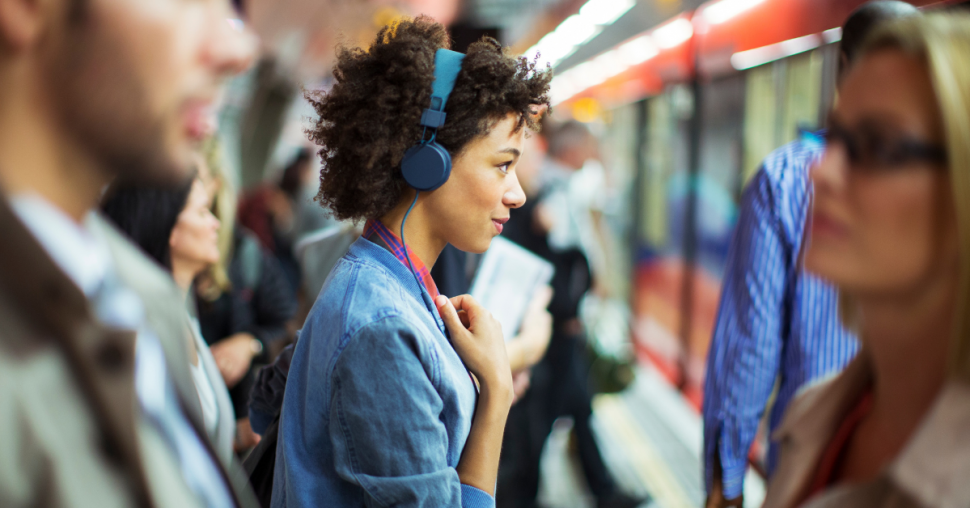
[249,408,273,436]
[720,461,747,500]
[460,484,494,508]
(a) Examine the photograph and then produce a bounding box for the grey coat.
[0,196,257,508]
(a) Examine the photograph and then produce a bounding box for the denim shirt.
[272,237,491,508]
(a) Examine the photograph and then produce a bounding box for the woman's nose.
[209,212,222,232]
[811,146,849,195]
[504,174,526,209]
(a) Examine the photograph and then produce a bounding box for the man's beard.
[50,15,194,190]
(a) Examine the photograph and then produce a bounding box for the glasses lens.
[822,121,946,171]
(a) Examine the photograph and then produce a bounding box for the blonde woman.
[194,139,297,451]
[764,13,970,508]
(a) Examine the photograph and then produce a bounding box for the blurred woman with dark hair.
[101,172,237,461]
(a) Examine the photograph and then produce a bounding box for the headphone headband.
[419,49,466,129]
[398,48,467,314]
[401,48,464,192]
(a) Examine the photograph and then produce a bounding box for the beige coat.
[0,196,257,508]
[764,353,970,508]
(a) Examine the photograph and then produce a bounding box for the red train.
[553,0,964,409]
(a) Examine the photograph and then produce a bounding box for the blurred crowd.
[1,1,970,508]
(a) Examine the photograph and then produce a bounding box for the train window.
[742,49,827,185]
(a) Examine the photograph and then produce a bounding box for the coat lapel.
[0,197,152,506]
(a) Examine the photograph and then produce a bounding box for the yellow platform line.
[594,394,695,508]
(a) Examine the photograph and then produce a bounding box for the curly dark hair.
[307,16,552,221]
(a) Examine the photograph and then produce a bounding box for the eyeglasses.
[802,120,948,172]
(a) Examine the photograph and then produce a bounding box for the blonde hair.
[851,13,970,380]
[198,136,238,301]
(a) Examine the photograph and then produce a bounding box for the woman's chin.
[452,236,493,255]
[804,248,844,283]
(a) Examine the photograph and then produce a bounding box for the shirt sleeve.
[703,167,790,499]
[329,316,492,508]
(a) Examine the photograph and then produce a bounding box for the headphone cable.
[400,191,436,315]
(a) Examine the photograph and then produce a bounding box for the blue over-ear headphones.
[401,48,465,191]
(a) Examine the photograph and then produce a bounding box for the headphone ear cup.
[401,141,452,191]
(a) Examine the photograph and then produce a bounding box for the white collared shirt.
[10,193,109,296]
[765,353,970,508]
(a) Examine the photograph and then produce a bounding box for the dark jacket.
[197,226,297,417]
[198,227,296,349]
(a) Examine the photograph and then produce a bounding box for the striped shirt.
[702,138,859,499]
[363,219,440,300]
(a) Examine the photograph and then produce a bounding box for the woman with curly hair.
[271,16,551,508]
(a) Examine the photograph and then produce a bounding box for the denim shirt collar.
[349,237,447,336]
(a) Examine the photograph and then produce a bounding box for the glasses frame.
[802,120,948,173]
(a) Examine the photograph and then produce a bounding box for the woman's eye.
[498,161,512,174]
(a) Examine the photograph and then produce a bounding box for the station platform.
[534,366,766,508]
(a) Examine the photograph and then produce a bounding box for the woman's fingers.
[448,294,485,324]
[442,294,490,332]
[436,295,467,335]
[456,310,471,329]
[436,294,510,386]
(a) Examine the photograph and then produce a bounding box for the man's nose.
[205,13,259,77]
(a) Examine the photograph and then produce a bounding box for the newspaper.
[469,237,554,341]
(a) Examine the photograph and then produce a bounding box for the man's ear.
[0,0,45,51]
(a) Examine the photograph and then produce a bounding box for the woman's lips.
[810,210,848,240]
[492,217,508,234]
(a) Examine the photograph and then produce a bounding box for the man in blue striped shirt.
[702,3,919,507]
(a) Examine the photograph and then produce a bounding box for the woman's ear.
[530,104,549,120]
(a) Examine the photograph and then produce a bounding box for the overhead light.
[538,35,577,62]
[526,28,579,68]
[568,61,602,92]
[549,47,635,106]
[524,13,601,70]
[592,50,627,79]
[523,0,634,70]
[555,14,602,46]
[730,33,821,70]
[822,27,842,43]
[550,75,579,105]
[702,0,766,25]
[618,35,659,65]
[579,0,636,26]
[653,18,693,49]
[547,24,667,106]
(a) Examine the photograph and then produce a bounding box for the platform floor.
[534,366,765,508]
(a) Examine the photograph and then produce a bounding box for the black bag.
[242,414,280,508]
